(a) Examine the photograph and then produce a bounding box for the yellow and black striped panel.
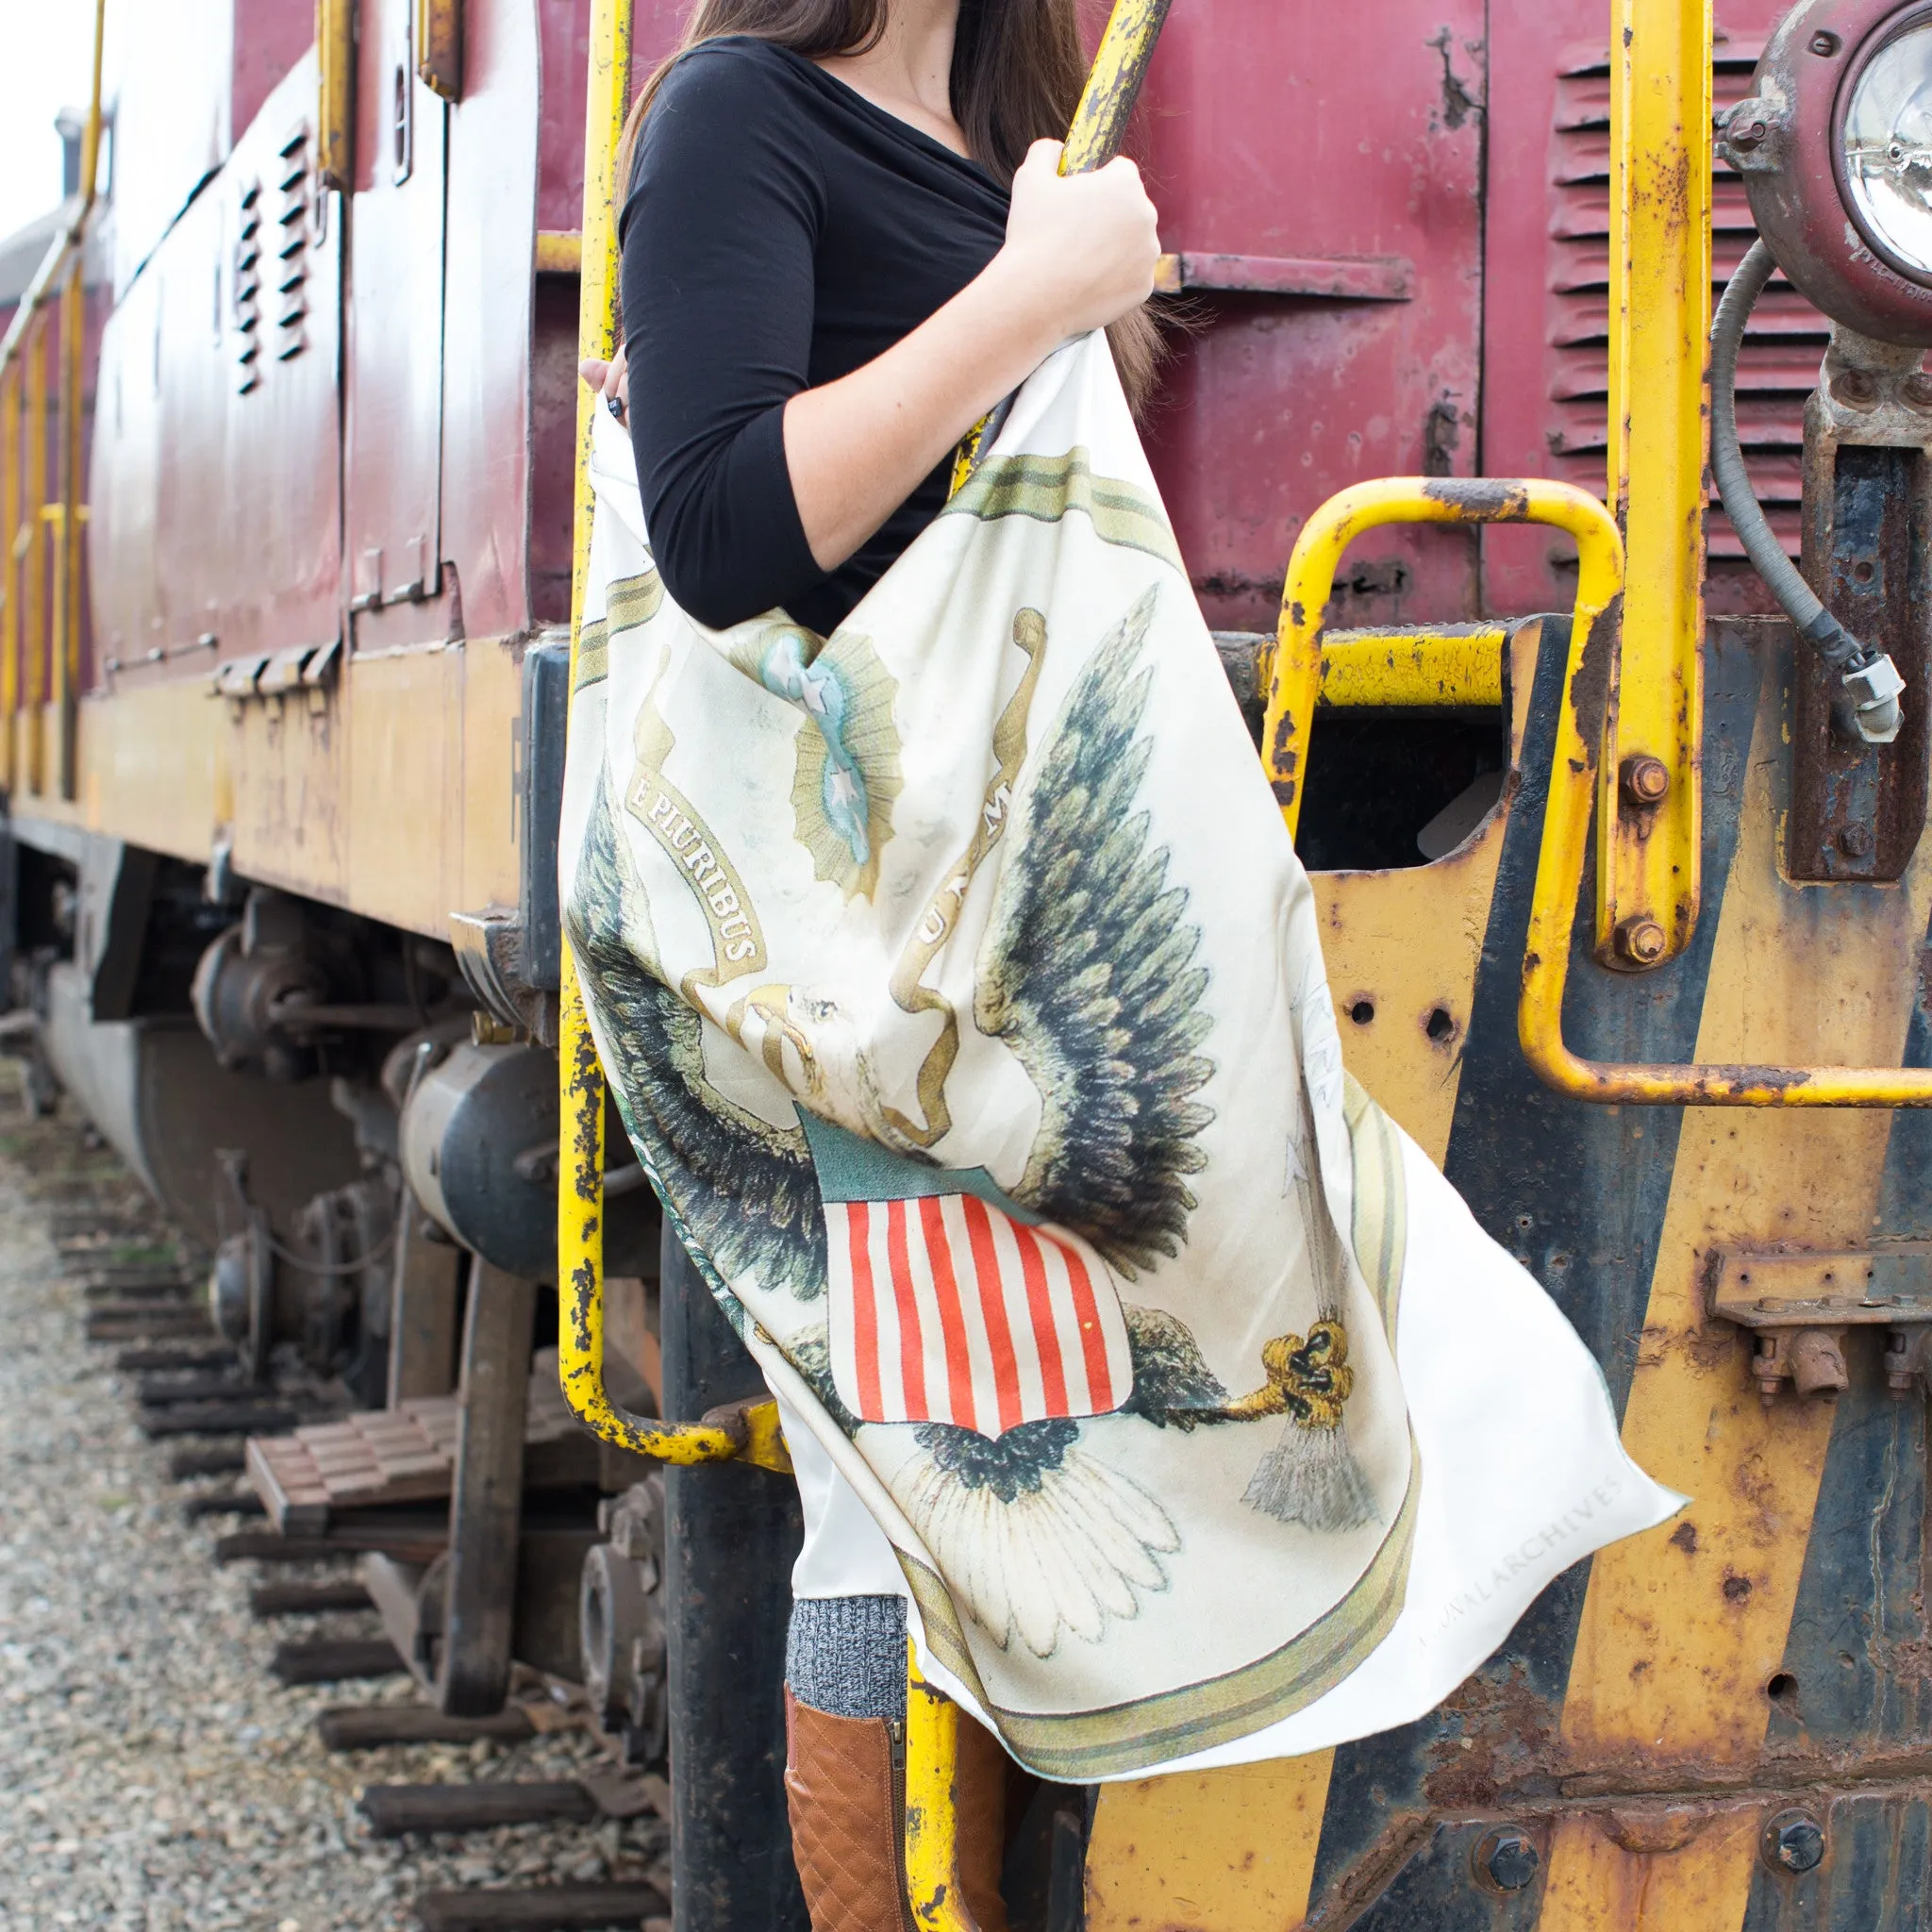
[1086,615,1932,1928]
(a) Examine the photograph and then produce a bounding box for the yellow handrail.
[1263,477,1622,839]
[1520,595,1932,1108]
[1266,474,1932,1108]
[904,1647,976,1932]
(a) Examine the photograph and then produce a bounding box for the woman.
[573,5,1680,1927]
[585,3,1163,1926]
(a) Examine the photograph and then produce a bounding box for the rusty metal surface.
[1787,343,1932,881]
[344,0,449,641]
[1135,0,1487,635]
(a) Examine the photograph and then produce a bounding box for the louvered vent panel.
[1547,46,1826,558]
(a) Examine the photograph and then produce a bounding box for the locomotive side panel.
[92,54,343,686]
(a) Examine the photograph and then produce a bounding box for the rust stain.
[1568,592,1623,747]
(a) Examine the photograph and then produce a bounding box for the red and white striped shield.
[804,1119,1135,1436]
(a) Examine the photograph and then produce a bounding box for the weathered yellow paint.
[1311,623,1535,1156]
[343,647,463,932]
[1086,1756,1334,1932]
[1316,625,1506,711]
[1536,646,1932,1930]
[1599,0,1709,970]
[231,685,346,905]
[1539,1807,1762,1932]
[316,0,356,192]
[2,362,20,793]
[535,230,584,275]
[1060,0,1173,175]
[14,642,526,941]
[22,316,46,796]
[414,0,463,101]
[65,678,225,861]
[905,1647,974,1932]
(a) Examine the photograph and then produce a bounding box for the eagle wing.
[1119,1304,1233,1429]
[566,765,825,1301]
[973,586,1216,1276]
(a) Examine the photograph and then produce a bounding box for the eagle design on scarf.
[569,585,1373,1660]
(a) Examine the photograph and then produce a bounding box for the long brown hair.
[618,0,1162,408]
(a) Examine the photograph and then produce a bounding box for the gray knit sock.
[785,1595,908,1721]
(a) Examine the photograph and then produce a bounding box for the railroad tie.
[317,1704,535,1751]
[250,1576,375,1619]
[358,1782,599,1838]
[270,1636,405,1685]
[409,1883,670,1932]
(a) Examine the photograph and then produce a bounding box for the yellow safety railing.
[1522,595,1932,1108]
[1264,478,1620,840]
[554,0,791,1471]
[0,0,106,802]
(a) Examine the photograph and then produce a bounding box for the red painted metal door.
[343,0,448,641]
[1136,0,1489,636]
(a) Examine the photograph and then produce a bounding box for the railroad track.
[0,1068,672,1932]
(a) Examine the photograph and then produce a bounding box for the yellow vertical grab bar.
[1,364,19,793]
[55,258,85,798]
[1520,611,1932,1107]
[1597,0,1710,971]
[554,0,789,1468]
[22,315,47,796]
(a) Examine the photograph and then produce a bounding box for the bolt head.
[1764,1810,1825,1874]
[1832,369,1878,409]
[1905,374,1932,410]
[1839,822,1875,859]
[1615,917,1669,966]
[1476,1829,1540,1891]
[1620,754,1672,808]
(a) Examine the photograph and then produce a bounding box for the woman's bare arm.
[782,140,1158,571]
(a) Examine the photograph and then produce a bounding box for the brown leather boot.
[785,1690,909,1932]
[784,1690,1011,1932]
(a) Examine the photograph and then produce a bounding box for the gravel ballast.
[0,1083,668,1931]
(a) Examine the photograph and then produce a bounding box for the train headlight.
[1839,18,1932,279]
[1728,0,1932,344]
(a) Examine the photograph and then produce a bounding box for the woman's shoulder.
[647,36,824,123]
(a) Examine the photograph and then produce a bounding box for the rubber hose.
[1710,239,1870,671]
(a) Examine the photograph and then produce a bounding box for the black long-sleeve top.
[619,37,1010,636]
